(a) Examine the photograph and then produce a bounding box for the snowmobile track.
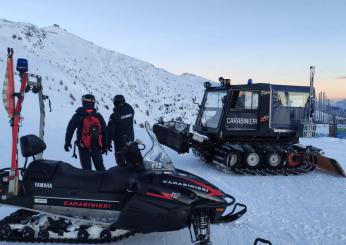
[0,209,136,244]
[0,233,136,244]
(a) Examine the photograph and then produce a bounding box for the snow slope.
[0,19,210,127]
[0,19,345,245]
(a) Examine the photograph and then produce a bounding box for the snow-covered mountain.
[0,19,211,126]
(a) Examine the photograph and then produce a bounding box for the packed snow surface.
[0,19,345,245]
[1,127,346,245]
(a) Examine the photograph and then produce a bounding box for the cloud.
[336,76,346,80]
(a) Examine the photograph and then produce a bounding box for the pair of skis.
[2,48,29,195]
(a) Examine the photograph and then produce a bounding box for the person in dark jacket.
[64,94,107,171]
[107,95,135,166]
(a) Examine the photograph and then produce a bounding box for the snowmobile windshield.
[143,122,176,173]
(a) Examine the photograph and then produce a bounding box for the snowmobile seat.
[20,134,46,158]
[99,166,133,193]
[25,161,133,193]
[24,160,59,181]
[52,162,104,190]
[53,163,133,192]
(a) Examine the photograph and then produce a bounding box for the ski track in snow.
[0,19,345,245]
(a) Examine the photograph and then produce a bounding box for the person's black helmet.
[113,95,125,107]
[82,94,95,108]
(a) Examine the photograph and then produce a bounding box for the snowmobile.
[0,123,247,244]
[153,68,345,177]
[0,49,247,244]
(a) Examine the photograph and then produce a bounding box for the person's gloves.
[107,144,113,152]
[64,143,72,152]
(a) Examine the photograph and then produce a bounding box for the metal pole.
[309,66,315,122]
[329,97,330,122]
[323,92,326,122]
[321,92,323,122]
[319,92,321,122]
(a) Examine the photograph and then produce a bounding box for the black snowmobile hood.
[175,169,226,197]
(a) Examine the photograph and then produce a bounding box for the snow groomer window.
[232,91,259,110]
[277,91,309,108]
[201,91,227,128]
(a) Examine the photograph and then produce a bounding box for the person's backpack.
[80,110,103,149]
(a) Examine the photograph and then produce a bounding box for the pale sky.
[0,0,345,99]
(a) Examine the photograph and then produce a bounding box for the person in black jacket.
[64,94,107,171]
[107,95,135,166]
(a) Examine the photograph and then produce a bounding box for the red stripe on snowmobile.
[146,192,173,200]
[178,177,224,197]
